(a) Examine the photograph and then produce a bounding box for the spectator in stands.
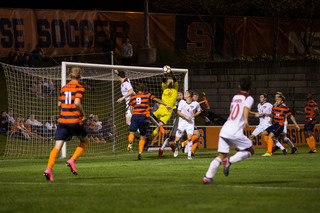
[26,113,43,133]
[102,114,118,142]
[45,116,57,136]
[0,111,8,135]
[199,92,212,125]
[121,37,133,65]
[22,54,34,67]
[29,77,43,98]
[31,44,45,61]
[12,115,31,140]
[102,33,115,64]
[8,48,23,66]
[6,107,15,125]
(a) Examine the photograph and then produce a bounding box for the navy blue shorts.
[55,123,87,142]
[129,114,148,136]
[266,124,284,137]
[304,123,315,132]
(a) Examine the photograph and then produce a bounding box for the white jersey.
[257,102,273,126]
[220,93,254,137]
[177,100,201,125]
[121,78,134,107]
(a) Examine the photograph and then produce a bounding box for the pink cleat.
[203,176,214,184]
[43,168,54,181]
[66,158,78,175]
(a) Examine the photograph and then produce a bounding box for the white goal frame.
[61,61,189,158]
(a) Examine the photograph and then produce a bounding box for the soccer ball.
[162,65,171,74]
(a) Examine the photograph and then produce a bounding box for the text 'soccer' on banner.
[147,125,320,150]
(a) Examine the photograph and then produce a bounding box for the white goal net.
[1,62,188,158]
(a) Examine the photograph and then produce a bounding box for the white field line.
[1,182,320,191]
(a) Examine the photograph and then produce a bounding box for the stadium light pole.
[144,0,150,48]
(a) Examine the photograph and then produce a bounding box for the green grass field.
[1,146,320,213]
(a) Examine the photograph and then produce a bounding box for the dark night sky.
[1,0,145,12]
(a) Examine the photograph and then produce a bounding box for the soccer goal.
[1,62,188,158]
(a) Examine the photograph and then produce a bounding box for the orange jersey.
[305,100,318,124]
[58,80,85,125]
[199,97,210,109]
[272,103,291,126]
[129,92,155,117]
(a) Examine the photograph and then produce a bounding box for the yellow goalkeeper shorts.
[153,105,172,125]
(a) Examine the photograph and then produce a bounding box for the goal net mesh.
[1,62,187,158]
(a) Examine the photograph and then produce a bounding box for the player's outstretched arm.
[289,114,300,131]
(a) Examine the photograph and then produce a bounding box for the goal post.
[1,61,188,158]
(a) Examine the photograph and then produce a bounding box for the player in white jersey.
[250,93,273,140]
[114,70,135,150]
[203,76,254,184]
[174,90,201,159]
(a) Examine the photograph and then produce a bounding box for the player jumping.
[128,83,173,160]
[43,67,88,181]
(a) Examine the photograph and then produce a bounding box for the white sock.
[161,138,169,150]
[274,140,285,150]
[283,137,294,148]
[229,151,252,164]
[187,140,192,157]
[205,157,222,178]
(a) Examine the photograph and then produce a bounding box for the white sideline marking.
[1,182,320,191]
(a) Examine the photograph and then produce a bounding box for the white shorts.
[252,124,270,136]
[176,122,194,138]
[218,134,252,153]
[125,108,132,118]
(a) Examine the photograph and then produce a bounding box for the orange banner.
[0,8,176,58]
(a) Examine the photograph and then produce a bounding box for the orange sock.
[128,134,134,142]
[139,140,145,154]
[72,142,88,160]
[307,136,316,150]
[267,138,273,154]
[47,147,60,169]
[191,135,199,153]
[262,136,268,145]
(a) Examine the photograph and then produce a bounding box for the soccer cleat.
[223,158,231,176]
[43,168,54,181]
[66,159,78,175]
[261,153,272,157]
[203,176,214,184]
[283,149,287,155]
[170,143,176,153]
[309,150,317,153]
[158,148,163,157]
[173,148,179,157]
[159,126,165,134]
[188,156,192,160]
[127,142,133,152]
[291,147,298,154]
[138,154,142,160]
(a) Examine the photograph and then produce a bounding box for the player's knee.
[80,141,88,149]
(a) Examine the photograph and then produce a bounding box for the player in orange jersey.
[128,83,173,160]
[261,93,300,157]
[199,92,211,125]
[44,67,88,181]
[296,92,319,153]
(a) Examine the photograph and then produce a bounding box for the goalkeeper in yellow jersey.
[151,71,178,138]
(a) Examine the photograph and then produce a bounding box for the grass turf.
[1,147,320,213]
